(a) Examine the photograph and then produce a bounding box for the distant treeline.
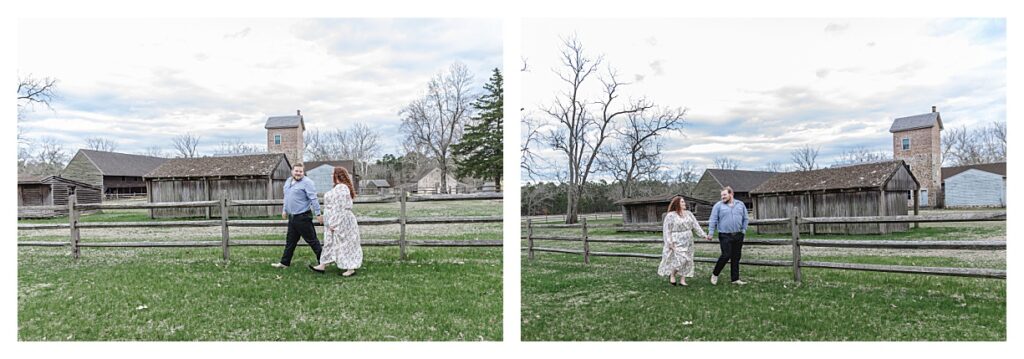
[521,179,697,216]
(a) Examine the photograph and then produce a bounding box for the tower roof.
[890,111,943,133]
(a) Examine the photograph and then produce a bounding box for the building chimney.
[931,106,937,113]
[296,109,301,117]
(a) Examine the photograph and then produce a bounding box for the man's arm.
[740,201,749,234]
[707,203,719,237]
[304,181,321,216]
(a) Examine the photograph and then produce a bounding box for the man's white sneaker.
[271,263,288,269]
[710,275,718,285]
[732,280,747,285]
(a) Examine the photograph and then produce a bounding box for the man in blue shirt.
[705,186,749,285]
[271,163,323,268]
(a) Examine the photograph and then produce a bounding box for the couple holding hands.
[271,163,363,277]
[658,187,748,286]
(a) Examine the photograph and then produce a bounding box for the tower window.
[274,134,282,145]
[901,137,910,150]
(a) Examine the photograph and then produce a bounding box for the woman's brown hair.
[332,166,356,199]
[666,196,686,215]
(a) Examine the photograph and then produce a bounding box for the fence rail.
[18,192,502,261]
[524,208,1006,281]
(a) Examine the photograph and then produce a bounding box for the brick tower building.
[890,106,943,206]
[265,110,305,166]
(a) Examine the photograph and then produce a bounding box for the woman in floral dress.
[309,166,362,276]
[658,196,706,286]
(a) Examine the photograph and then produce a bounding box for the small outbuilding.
[144,153,291,218]
[613,193,714,228]
[941,162,1006,208]
[692,169,777,207]
[359,179,391,195]
[61,149,168,198]
[304,160,359,195]
[413,166,462,194]
[750,160,920,235]
[17,175,102,217]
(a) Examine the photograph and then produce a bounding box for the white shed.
[941,162,1006,208]
[304,160,359,195]
[413,167,461,194]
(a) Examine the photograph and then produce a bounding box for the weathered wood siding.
[18,178,101,217]
[622,202,713,225]
[61,152,104,191]
[944,169,1006,207]
[755,189,911,235]
[103,176,147,193]
[211,178,275,217]
[691,172,722,202]
[416,168,459,194]
[149,179,209,218]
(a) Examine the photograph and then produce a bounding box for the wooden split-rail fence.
[523,207,1006,282]
[18,192,503,261]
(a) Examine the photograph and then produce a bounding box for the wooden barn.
[941,162,1006,208]
[692,169,777,206]
[17,175,102,217]
[413,166,462,194]
[61,149,168,198]
[614,194,714,227]
[750,160,920,235]
[143,153,291,218]
[304,160,359,195]
[359,179,391,195]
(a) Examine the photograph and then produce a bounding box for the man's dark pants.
[712,232,744,282]
[280,211,323,266]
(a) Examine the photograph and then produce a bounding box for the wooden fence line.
[524,207,1006,281]
[18,192,502,261]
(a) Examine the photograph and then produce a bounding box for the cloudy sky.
[18,18,502,157]
[522,18,1006,180]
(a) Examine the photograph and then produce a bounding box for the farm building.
[614,194,714,227]
[359,179,391,195]
[61,149,168,198]
[17,175,102,217]
[941,162,1006,208]
[265,111,305,166]
[750,160,919,235]
[413,166,463,194]
[143,153,291,218]
[304,160,359,195]
[890,106,943,207]
[692,169,777,206]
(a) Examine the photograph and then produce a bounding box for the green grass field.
[18,200,503,341]
[521,213,1006,341]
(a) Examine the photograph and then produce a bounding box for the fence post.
[399,191,407,260]
[582,217,590,264]
[527,219,534,260]
[791,206,802,283]
[68,194,80,260]
[220,198,230,261]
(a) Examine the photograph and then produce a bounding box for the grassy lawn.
[19,200,503,341]
[521,211,1005,341]
[521,253,1005,341]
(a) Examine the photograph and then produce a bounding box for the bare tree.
[85,137,118,152]
[522,183,557,216]
[343,123,381,175]
[790,145,819,171]
[943,122,1006,166]
[762,160,788,172]
[214,138,260,155]
[542,36,654,223]
[172,133,201,158]
[713,157,741,170]
[30,137,70,176]
[140,146,168,158]
[598,107,687,198]
[17,75,58,120]
[520,116,544,181]
[832,146,889,167]
[400,62,475,194]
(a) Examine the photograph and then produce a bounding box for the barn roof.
[74,149,169,177]
[614,193,712,206]
[889,111,943,132]
[145,153,288,178]
[304,160,356,173]
[265,115,304,129]
[751,160,910,194]
[703,169,778,193]
[18,174,100,189]
[942,162,1006,180]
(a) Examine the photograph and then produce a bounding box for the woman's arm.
[689,212,707,238]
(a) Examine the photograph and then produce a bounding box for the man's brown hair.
[722,186,734,194]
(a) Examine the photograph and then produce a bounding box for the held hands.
[282,213,287,220]
[316,215,323,224]
[706,234,713,241]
